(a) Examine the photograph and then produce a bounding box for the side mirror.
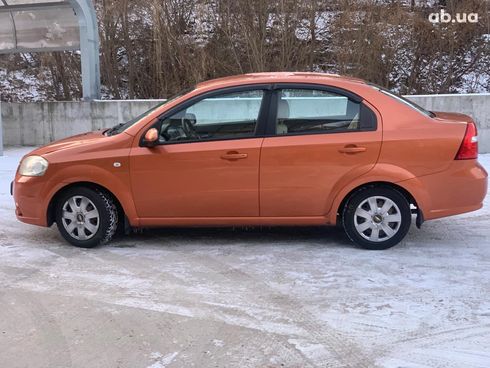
[142,128,159,147]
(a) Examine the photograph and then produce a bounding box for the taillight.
[455,122,478,160]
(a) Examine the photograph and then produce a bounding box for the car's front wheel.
[342,186,411,250]
[55,187,118,248]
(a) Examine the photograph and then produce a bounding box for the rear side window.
[275,88,374,135]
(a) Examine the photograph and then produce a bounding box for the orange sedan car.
[12,72,488,249]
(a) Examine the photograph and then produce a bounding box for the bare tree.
[0,0,488,101]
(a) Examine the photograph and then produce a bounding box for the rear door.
[260,84,382,217]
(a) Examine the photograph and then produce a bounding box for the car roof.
[124,72,375,137]
[195,72,366,90]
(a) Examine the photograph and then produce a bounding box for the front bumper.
[12,175,49,226]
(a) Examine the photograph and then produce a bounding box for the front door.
[260,86,382,217]
[130,88,268,218]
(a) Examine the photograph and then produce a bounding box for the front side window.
[275,89,362,135]
[159,90,264,143]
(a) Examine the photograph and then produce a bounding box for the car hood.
[30,130,107,156]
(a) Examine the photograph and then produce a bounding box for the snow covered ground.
[1,147,490,368]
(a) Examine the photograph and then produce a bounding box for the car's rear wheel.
[55,187,118,248]
[342,186,411,250]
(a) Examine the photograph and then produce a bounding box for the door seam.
[258,137,265,216]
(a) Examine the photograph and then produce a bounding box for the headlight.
[18,156,49,177]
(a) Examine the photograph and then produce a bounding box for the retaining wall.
[1,94,489,152]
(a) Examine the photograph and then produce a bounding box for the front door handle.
[339,145,367,154]
[221,151,248,161]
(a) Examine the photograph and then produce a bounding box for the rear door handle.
[221,151,248,161]
[339,146,367,154]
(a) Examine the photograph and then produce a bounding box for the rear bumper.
[12,175,49,227]
[400,160,488,220]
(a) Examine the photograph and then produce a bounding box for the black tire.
[55,187,118,248]
[342,186,411,250]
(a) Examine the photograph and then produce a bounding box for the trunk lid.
[432,111,474,123]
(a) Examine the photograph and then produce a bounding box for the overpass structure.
[0,0,100,154]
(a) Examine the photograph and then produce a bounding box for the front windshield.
[369,84,435,118]
[106,88,193,136]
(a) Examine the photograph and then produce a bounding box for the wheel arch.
[47,181,125,227]
[334,181,420,226]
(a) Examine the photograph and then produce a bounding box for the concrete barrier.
[1,93,489,152]
[1,100,164,147]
